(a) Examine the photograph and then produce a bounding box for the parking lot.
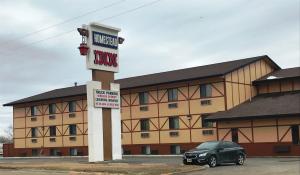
[0,156,299,175]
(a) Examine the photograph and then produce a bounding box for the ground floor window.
[170,145,181,155]
[291,125,299,144]
[69,148,78,156]
[231,128,239,143]
[50,149,61,156]
[141,145,151,155]
[31,149,39,156]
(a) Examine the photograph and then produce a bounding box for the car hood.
[186,148,210,154]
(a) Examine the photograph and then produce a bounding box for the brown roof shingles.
[206,91,300,121]
[253,67,300,84]
[3,55,279,106]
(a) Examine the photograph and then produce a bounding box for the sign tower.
[77,23,124,162]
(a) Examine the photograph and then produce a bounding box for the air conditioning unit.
[50,138,56,142]
[31,117,37,121]
[141,132,150,138]
[31,139,37,143]
[69,113,76,118]
[168,103,178,108]
[201,100,211,106]
[202,130,214,135]
[140,106,149,111]
[69,136,76,141]
[49,115,56,120]
[169,131,179,137]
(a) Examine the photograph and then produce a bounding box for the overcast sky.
[0,0,299,135]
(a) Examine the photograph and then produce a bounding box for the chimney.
[74,82,78,86]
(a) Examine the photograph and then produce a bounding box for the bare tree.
[0,125,13,144]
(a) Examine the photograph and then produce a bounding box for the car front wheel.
[208,156,217,168]
[236,154,245,165]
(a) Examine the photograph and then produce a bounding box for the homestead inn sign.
[77,22,124,162]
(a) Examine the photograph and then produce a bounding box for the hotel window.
[140,119,150,131]
[141,145,151,155]
[69,124,77,135]
[168,88,178,102]
[169,116,179,130]
[201,115,213,128]
[200,84,212,98]
[139,92,148,105]
[291,125,299,144]
[231,128,239,143]
[69,101,76,112]
[170,145,181,155]
[49,126,56,137]
[69,148,78,156]
[49,103,56,114]
[31,127,38,138]
[31,106,38,116]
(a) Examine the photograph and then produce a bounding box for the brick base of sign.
[3,142,300,157]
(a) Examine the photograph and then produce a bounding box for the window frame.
[169,116,179,130]
[68,101,76,113]
[200,84,212,98]
[69,124,77,135]
[139,92,149,105]
[49,126,56,137]
[31,127,38,138]
[31,106,38,116]
[168,88,178,102]
[49,103,56,114]
[140,119,150,131]
[201,115,214,128]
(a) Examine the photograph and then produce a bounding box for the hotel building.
[3,55,300,156]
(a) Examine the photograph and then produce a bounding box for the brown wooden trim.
[237,69,241,104]
[231,73,234,107]
[177,88,188,100]
[158,90,168,102]
[251,120,254,142]
[160,118,168,130]
[279,127,291,142]
[131,94,139,105]
[148,91,159,103]
[243,67,246,100]
[223,81,228,110]
[122,121,131,132]
[238,128,253,143]
[210,83,224,96]
[149,119,159,130]
[221,129,231,140]
[276,118,279,142]
[132,121,140,132]
[189,85,199,99]
[191,115,201,128]
[157,87,161,144]
[179,117,189,128]
[121,95,130,106]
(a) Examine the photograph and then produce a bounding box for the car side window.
[223,142,232,148]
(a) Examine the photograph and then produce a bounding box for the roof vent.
[267,76,278,80]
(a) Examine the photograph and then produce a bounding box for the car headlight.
[198,152,207,157]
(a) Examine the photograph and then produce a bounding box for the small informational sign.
[94,89,120,109]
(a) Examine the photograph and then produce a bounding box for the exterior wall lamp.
[77,27,89,56]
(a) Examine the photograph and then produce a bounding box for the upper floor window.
[69,124,77,135]
[169,116,179,130]
[139,92,149,105]
[68,101,76,113]
[31,106,38,116]
[201,115,213,128]
[140,119,150,131]
[31,127,38,137]
[200,84,212,98]
[49,103,56,114]
[49,126,56,137]
[168,88,178,102]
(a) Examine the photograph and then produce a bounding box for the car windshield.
[196,142,219,150]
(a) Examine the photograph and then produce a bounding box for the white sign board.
[85,23,121,72]
[94,89,120,109]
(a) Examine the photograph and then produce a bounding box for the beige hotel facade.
[3,55,300,157]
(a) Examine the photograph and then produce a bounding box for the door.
[291,125,299,144]
[218,142,231,163]
[231,128,239,143]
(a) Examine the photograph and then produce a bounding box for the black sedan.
[183,141,246,167]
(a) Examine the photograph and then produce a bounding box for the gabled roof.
[3,55,280,106]
[206,91,300,121]
[253,67,300,84]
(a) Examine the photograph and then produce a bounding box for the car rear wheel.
[208,155,217,168]
[236,154,245,165]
